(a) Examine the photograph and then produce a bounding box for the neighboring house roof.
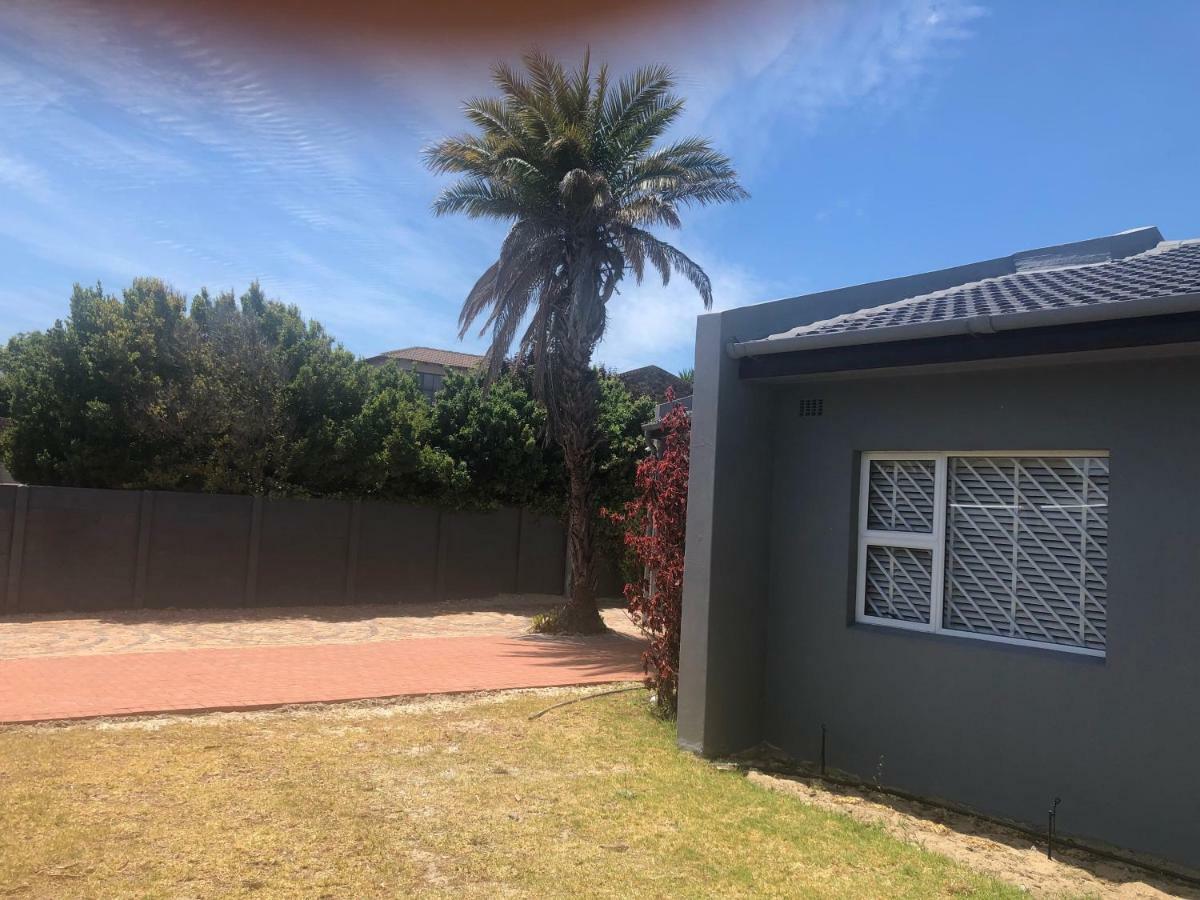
[617,365,690,400]
[731,227,1200,358]
[366,346,486,369]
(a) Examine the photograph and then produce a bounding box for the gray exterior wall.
[0,486,571,615]
[765,352,1200,866]
[677,257,1013,756]
[681,339,1200,866]
[678,229,1200,865]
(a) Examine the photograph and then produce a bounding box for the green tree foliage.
[0,343,13,419]
[428,369,555,510]
[0,280,656,518]
[1,280,455,499]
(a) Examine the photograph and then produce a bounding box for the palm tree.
[425,50,746,632]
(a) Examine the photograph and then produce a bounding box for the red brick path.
[0,633,646,724]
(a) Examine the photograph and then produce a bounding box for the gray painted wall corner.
[678,310,774,758]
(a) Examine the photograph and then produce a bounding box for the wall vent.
[798,398,824,418]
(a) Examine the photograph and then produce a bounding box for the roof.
[366,346,485,369]
[731,227,1200,358]
[617,365,691,400]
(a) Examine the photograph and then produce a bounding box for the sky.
[2,1,1199,374]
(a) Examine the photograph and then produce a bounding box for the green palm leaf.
[424,51,745,631]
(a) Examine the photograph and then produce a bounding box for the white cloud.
[0,151,58,205]
[595,250,779,374]
[0,0,984,364]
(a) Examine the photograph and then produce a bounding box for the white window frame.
[856,450,1108,658]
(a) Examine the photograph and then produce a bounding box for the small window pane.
[867,459,936,533]
[864,545,933,624]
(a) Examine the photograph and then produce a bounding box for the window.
[413,371,444,403]
[857,452,1109,656]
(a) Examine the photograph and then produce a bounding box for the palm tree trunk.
[554,355,606,634]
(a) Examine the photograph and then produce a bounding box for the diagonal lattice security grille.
[866,459,936,533]
[944,457,1108,651]
[858,452,1109,656]
[864,545,934,624]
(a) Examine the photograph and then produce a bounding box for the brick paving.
[0,597,646,724]
[0,633,645,724]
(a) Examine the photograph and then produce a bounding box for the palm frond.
[458,262,499,336]
[617,226,713,307]
[431,177,524,219]
[422,135,495,176]
[617,196,681,229]
[428,51,742,394]
[600,64,675,137]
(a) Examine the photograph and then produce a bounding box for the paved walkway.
[0,632,645,724]
[0,598,646,724]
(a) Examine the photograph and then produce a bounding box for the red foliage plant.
[604,392,690,715]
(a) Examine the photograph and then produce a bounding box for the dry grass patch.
[0,689,1024,899]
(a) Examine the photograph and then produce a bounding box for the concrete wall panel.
[17,486,141,613]
[0,488,607,619]
[516,511,566,595]
[145,491,253,609]
[255,497,353,607]
[355,502,440,603]
[0,485,16,614]
[439,508,520,600]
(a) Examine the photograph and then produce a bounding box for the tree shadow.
[499,631,648,680]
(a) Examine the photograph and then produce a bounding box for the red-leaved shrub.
[605,393,690,715]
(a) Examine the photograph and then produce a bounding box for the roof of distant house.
[617,365,690,400]
[730,227,1200,358]
[366,346,486,369]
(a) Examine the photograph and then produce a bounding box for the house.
[368,345,688,405]
[615,364,690,401]
[678,226,1200,868]
[364,346,485,402]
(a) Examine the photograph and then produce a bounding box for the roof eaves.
[727,290,1200,359]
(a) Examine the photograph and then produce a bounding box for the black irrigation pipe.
[527,685,643,720]
[739,761,1200,890]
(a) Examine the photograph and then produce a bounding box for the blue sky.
[2,1,1198,374]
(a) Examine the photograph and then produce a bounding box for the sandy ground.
[1,684,604,733]
[749,769,1199,899]
[0,594,640,658]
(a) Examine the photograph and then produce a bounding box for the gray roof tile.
[772,239,1200,341]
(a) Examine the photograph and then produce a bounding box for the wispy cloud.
[0,0,983,370]
[595,249,781,373]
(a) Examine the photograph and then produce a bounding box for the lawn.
[0,689,1024,899]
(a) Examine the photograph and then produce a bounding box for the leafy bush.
[0,279,657,520]
[605,393,690,715]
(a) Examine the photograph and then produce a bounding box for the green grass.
[0,690,1024,898]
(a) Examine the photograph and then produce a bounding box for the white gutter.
[726,292,1200,359]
